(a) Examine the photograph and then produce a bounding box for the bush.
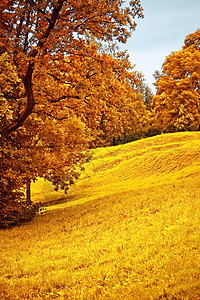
[0,200,40,228]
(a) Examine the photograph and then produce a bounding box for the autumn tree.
[152,30,200,132]
[0,53,90,226]
[0,0,144,225]
[136,74,154,111]
[0,0,143,143]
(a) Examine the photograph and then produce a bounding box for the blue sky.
[120,0,200,93]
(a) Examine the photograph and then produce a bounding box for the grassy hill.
[1,132,200,299]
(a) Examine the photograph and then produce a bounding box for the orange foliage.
[0,0,143,143]
[0,0,147,224]
[33,43,148,146]
[152,30,200,132]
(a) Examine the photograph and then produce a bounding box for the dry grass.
[1,132,200,299]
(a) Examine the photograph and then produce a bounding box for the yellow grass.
[1,131,200,299]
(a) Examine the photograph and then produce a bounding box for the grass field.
[1,132,200,299]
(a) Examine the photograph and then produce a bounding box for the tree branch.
[29,0,64,58]
[0,1,65,144]
[0,62,35,144]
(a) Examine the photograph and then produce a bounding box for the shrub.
[0,199,40,228]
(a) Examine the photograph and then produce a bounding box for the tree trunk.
[0,1,64,145]
[26,179,31,205]
[0,62,35,145]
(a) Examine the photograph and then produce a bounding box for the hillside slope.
[1,132,200,299]
[59,131,200,209]
[33,131,200,210]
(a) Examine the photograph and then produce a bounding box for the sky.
[120,0,200,94]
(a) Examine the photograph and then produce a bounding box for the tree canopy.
[152,30,200,133]
[0,0,143,143]
[0,0,149,226]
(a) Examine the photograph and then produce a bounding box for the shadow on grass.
[45,194,78,207]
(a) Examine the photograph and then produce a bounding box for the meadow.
[1,131,200,299]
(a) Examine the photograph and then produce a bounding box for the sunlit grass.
[31,177,66,204]
[1,132,200,299]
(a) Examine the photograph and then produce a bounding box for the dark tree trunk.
[0,62,35,145]
[0,1,64,145]
[26,179,31,205]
